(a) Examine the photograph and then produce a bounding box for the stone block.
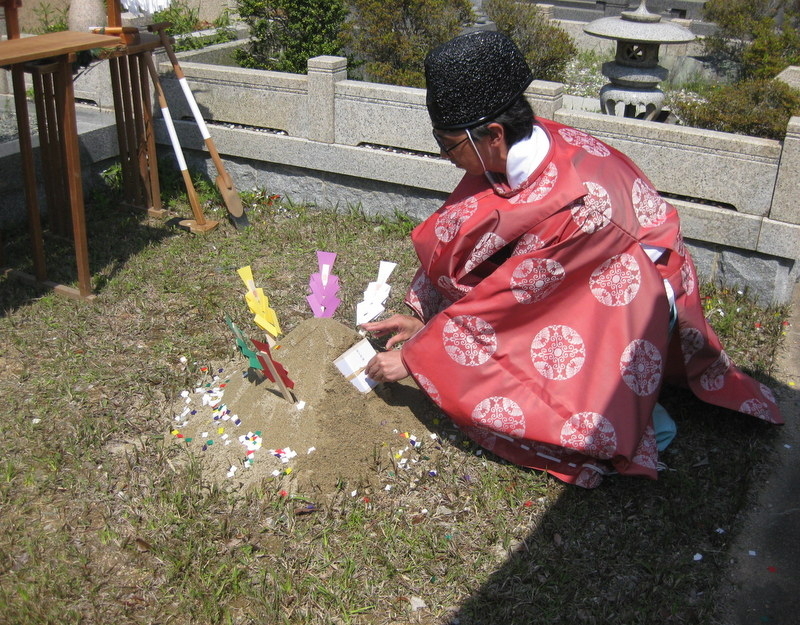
[683,239,719,282]
[717,247,794,306]
[758,218,800,261]
[162,48,309,137]
[770,116,800,225]
[776,66,800,91]
[556,109,781,216]
[671,200,761,252]
[335,81,431,152]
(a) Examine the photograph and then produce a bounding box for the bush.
[153,0,237,52]
[234,0,348,74]
[704,0,800,80]
[742,17,800,79]
[342,0,474,87]
[669,78,800,140]
[484,0,577,83]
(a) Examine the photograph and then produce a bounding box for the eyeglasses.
[432,131,470,154]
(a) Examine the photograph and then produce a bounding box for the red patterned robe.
[401,118,783,488]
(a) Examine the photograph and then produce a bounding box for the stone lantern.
[583,0,695,120]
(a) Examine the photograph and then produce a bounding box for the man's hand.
[361,314,424,349]
[364,350,409,383]
[361,314,424,383]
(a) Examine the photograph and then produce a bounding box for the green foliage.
[703,0,800,79]
[32,1,68,34]
[485,0,577,82]
[342,0,474,87]
[153,0,203,34]
[152,0,237,52]
[234,0,348,74]
[742,17,800,79]
[669,78,800,140]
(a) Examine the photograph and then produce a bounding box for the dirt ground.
[167,317,445,496]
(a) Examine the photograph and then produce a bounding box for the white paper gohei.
[334,338,379,393]
[355,261,397,325]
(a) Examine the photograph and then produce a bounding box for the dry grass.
[0,173,790,625]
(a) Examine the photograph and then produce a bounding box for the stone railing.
[1,41,797,304]
[154,45,798,304]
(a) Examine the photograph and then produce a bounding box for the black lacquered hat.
[425,31,533,131]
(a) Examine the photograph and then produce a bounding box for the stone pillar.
[770,116,800,225]
[306,56,347,144]
[527,80,564,122]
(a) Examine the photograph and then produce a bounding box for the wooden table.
[0,31,122,299]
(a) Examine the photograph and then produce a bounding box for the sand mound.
[168,318,443,494]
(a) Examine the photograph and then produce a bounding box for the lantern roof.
[583,1,695,44]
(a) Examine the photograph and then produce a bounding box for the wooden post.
[3,0,47,281]
[56,53,93,297]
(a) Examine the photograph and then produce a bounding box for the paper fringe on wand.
[237,265,281,338]
[225,315,296,403]
[306,251,341,318]
[356,260,397,325]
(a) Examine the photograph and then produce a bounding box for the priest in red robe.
[363,31,783,488]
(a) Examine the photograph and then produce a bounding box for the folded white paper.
[334,338,378,393]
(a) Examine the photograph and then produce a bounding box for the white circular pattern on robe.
[415,374,441,404]
[679,327,705,364]
[589,253,641,306]
[700,351,731,391]
[675,230,686,256]
[434,196,478,243]
[437,275,470,302]
[759,383,776,404]
[464,232,508,273]
[409,271,443,319]
[560,412,617,459]
[620,339,663,396]
[558,127,611,157]
[739,398,772,421]
[575,467,604,489]
[680,258,696,295]
[510,258,566,304]
[632,425,659,470]
[571,182,612,233]
[471,396,526,436]
[531,325,586,380]
[631,178,668,227]
[510,162,559,204]
[511,233,546,256]
[442,315,498,366]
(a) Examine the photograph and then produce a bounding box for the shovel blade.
[215,175,250,229]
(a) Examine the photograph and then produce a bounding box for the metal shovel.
[149,22,251,230]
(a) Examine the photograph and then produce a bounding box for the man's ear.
[487,122,506,146]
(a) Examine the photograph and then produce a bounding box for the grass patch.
[0,175,790,624]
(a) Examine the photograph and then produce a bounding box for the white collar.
[505,124,550,189]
